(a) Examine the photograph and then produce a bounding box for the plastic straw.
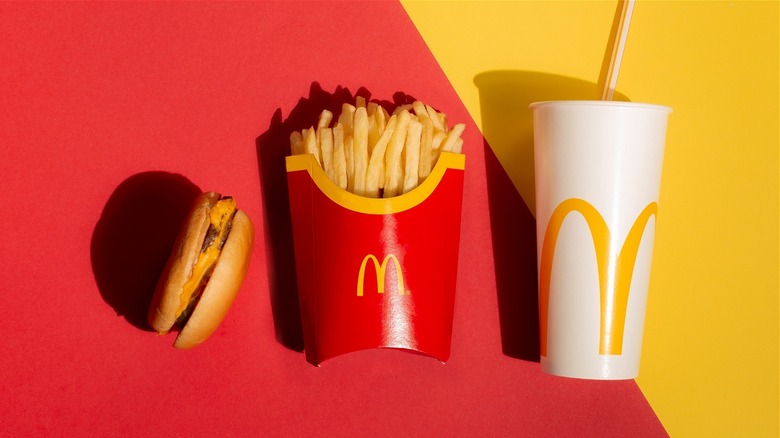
[601,0,635,101]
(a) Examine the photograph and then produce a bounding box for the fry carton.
[286,150,465,365]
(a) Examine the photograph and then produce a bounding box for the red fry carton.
[286,152,465,365]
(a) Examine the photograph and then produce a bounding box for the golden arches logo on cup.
[357,254,409,297]
[539,198,657,357]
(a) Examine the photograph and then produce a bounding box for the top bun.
[174,209,253,349]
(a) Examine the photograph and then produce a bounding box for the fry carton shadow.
[254,82,419,352]
[474,71,629,362]
[91,172,201,331]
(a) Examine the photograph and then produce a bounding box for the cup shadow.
[254,82,419,352]
[473,71,629,362]
[91,172,201,331]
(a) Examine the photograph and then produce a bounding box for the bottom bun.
[148,192,218,334]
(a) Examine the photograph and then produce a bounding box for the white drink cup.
[530,100,671,379]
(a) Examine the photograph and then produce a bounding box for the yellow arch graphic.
[286,152,465,215]
[357,254,406,297]
[539,198,657,356]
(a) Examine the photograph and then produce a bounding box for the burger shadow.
[91,172,201,331]
[254,82,419,352]
[473,71,629,362]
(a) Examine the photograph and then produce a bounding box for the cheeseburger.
[148,191,253,349]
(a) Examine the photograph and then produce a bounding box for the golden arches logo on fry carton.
[539,198,657,357]
[286,97,466,366]
[357,254,408,297]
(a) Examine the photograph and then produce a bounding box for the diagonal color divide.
[402,1,780,437]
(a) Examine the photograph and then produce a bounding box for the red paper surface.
[0,2,667,436]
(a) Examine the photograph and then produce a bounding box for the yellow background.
[402,1,779,436]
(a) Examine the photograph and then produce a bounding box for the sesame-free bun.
[147,192,253,349]
[174,209,253,349]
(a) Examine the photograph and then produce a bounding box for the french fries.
[289,97,465,198]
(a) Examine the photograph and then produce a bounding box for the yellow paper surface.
[403,1,779,435]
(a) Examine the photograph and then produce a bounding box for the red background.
[1,2,666,436]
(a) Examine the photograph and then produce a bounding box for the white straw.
[601,0,635,101]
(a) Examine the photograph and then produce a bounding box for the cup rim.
[529,100,672,113]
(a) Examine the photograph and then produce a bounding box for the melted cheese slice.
[175,197,237,319]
